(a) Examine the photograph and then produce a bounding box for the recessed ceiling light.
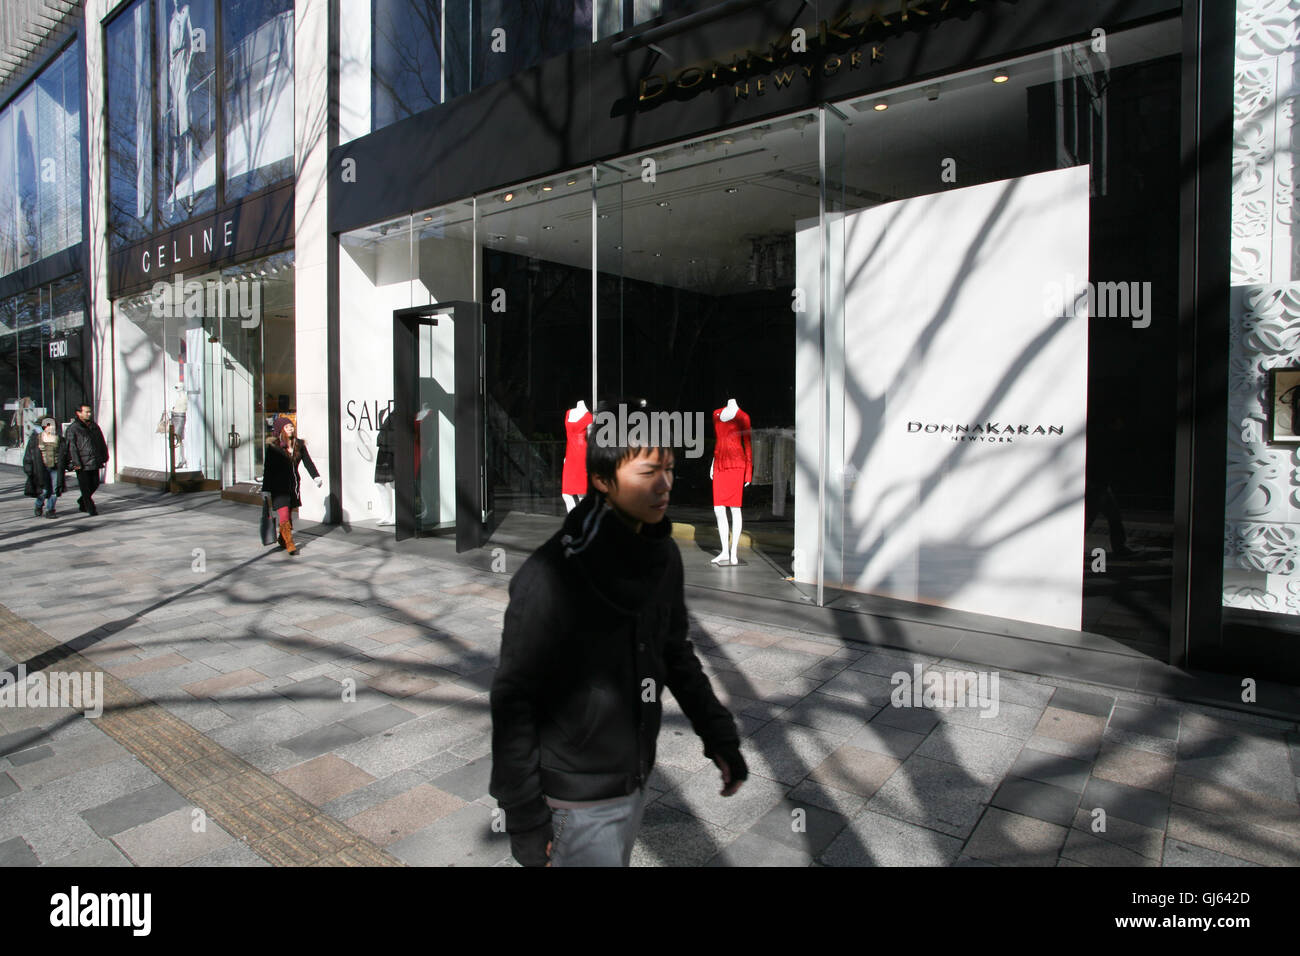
[614,245,622,250]
[992,72,1009,84]
[873,101,888,112]
[423,215,432,221]
[720,136,735,145]
[566,176,578,186]
[541,183,553,191]
[503,192,515,202]
[542,225,554,230]
[657,201,669,208]
[654,252,662,257]
[725,187,738,194]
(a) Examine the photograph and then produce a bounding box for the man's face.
[76,406,91,422]
[594,448,674,530]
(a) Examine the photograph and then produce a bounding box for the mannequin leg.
[377,483,396,526]
[712,506,730,564]
[729,507,743,563]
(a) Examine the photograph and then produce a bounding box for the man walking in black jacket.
[490,399,747,867]
[66,404,109,516]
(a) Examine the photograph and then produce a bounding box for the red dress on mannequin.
[562,410,594,495]
[712,407,753,507]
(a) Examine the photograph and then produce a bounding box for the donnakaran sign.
[907,421,1067,444]
[632,0,1006,109]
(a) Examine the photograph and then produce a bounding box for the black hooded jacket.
[489,493,739,835]
[262,437,319,510]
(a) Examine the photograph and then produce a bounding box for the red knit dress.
[561,410,594,495]
[712,408,753,507]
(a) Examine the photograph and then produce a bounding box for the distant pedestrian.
[23,417,67,518]
[65,404,109,516]
[263,416,321,556]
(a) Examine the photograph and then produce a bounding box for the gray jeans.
[547,788,649,867]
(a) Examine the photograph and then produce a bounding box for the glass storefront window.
[107,0,294,246]
[463,0,590,91]
[478,170,593,519]
[222,0,294,201]
[371,0,444,128]
[11,87,40,270]
[817,24,1182,644]
[156,0,217,227]
[111,251,294,483]
[338,20,1184,649]
[0,109,15,276]
[107,0,155,249]
[340,0,683,143]
[0,297,18,448]
[33,43,83,260]
[0,277,85,453]
[589,117,821,586]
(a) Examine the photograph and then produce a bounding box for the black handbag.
[260,495,279,546]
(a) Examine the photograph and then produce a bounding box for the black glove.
[705,740,749,783]
[510,819,553,867]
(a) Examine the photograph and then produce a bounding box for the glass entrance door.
[393,299,485,548]
[415,316,455,533]
[198,285,262,486]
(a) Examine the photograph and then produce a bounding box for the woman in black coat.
[263,416,321,555]
[23,417,68,517]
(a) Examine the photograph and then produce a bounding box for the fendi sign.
[631,0,1005,109]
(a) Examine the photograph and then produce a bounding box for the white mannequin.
[376,485,397,526]
[711,398,747,566]
[170,383,188,468]
[562,400,590,513]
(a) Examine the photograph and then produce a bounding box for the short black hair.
[585,397,673,494]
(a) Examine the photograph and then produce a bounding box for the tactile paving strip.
[0,605,403,867]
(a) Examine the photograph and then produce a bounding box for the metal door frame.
[392,300,486,549]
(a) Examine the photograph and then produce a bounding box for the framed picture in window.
[1268,367,1300,444]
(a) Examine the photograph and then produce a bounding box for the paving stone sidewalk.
[0,475,1298,867]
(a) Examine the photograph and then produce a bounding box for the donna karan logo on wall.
[906,420,1066,443]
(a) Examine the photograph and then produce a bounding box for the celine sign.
[108,184,293,297]
[632,0,1004,108]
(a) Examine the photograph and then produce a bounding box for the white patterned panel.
[1226,0,1300,613]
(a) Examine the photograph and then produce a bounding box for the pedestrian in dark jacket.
[262,416,321,555]
[65,404,109,516]
[490,398,746,867]
[23,417,68,517]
